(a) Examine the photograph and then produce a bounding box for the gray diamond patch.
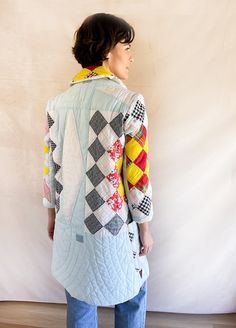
[104,214,124,235]
[86,164,105,187]
[55,197,60,212]
[88,137,106,162]
[126,209,133,225]
[110,113,123,137]
[89,111,108,135]
[85,214,103,234]
[86,189,105,211]
[55,180,63,194]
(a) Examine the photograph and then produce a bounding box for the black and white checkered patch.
[123,112,130,123]
[131,100,145,122]
[137,196,151,216]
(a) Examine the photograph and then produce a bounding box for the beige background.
[0,0,236,313]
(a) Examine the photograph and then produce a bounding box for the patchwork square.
[135,174,149,193]
[86,189,105,211]
[107,166,120,188]
[88,138,106,162]
[108,139,123,161]
[89,111,108,135]
[43,179,51,202]
[47,112,54,128]
[96,152,115,176]
[107,191,123,212]
[117,181,125,198]
[132,100,145,122]
[97,123,116,149]
[125,138,143,161]
[134,124,147,147]
[126,163,143,185]
[85,213,103,234]
[116,156,123,173]
[123,112,129,123]
[104,214,124,235]
[94,202,116,225]
[96,178,116,201]
[55,180,63,194]
[110,113,123,137]
[86,164,105,187]
[55,197,60,212]
[137,196,151,216]
[53,162,61,174]
[134,149,147,171]
[49,139,56,152]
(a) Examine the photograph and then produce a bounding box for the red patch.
[136,174,149,192]
[107,191,123,212]
[134,150,147,171]
[136,124,147,147]
[108,139,123,161]
[107,166,120,188]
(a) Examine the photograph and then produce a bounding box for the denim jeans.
[65,280,147,328]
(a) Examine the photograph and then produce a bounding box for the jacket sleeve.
[122,94,153,224]
[43,107,56,208]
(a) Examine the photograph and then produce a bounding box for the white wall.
[0,0,236,313]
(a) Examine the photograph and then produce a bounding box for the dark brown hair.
[72,13,135,68]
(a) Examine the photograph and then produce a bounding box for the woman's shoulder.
[95,77,143,107]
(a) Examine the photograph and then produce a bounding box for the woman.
[43,13,154,328]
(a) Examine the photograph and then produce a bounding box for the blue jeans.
[65,280,147,328]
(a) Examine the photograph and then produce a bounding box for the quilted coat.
[43,66,153,305]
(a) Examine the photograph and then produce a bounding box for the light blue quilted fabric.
[43,75,153,305]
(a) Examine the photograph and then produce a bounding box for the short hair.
[72,13,135,68]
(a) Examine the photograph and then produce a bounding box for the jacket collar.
[70,65,126,88]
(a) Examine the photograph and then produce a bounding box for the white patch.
[62,111,83,221]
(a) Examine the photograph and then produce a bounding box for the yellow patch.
[117,182,125,198]
[116,156,123,173]
[43,165,49,176]
[144,138,148,153]
[126,163,143,185]
[43,144,49,154]
[125,138,143,161]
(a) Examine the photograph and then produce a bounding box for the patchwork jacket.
[43,66,153,305]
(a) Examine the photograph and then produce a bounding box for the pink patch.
[45,121,49,133]
[43,179,51,202]
[107,166,120,188]
[107,191,123,212]
[108,139,123,161]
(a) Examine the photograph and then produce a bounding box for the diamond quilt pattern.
[85,110,127,235]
